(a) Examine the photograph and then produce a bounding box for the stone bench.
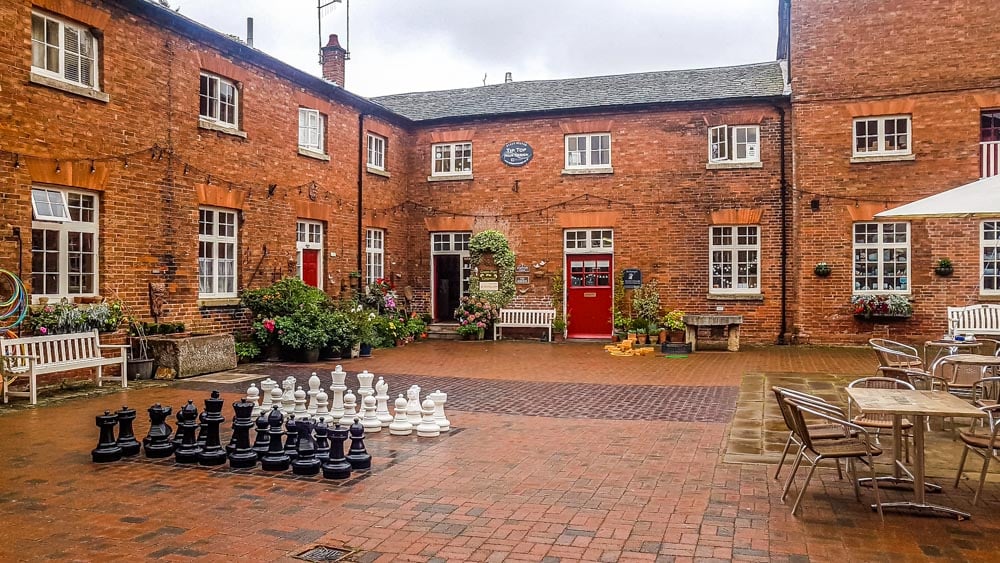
[683,314,743,352]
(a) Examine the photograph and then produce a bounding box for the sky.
[170,0,780,98]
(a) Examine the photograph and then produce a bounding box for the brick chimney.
[321,34,347,87]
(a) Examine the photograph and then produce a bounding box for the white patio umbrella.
[875,174,1000,219]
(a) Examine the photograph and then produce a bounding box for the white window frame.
[708,125,760,163]
[298,108,325,153]
[198,207,238,298]
[431,142,472,177]
[430,232,472,300]
[296,220,324,290]
[366,228,385,285]
[31,10,99,90]
[982,221,1000,295]
[563,229,614,253]
[853,115,911,157]
[709,226,761,294]
[30,188,71,222]
[564,133,611,169]
[30,187,99,301]
[199,72,239,129]
[367,133,386,170]
[852,222,910,294]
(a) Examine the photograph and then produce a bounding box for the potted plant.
[934,258,953,277]
[552,315,567,342]
[814,262,832,277]
[662,309,686,342]
[235,339,261,364]
[274,305,332,362]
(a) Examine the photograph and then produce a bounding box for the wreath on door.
[468,230,516,307]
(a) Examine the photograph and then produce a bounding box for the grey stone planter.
[148,333,236,379]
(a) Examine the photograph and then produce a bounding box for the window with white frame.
[298,108,324,153]
[853,222,909,293]
[432,142,472,176]
[708,125,760,163]
[368,134,386,170]
[366,228,384,285]
[296,220,324,289]
[31,11,99,90]
[982,221,1000,293]
[199,72,239,128]
[198,208,238,298]
[565,134,611,169]
[853,116,911,156]
[30,187,98,300]
[710,226,760,293]
[564,229,614,251]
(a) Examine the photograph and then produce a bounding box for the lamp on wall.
[810,198,820,212]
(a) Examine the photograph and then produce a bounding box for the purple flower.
[39,327,48,335]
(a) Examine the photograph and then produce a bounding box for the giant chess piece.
[92,410,123,463]
[361,394,381,433]
[356,370,375,405]
[417,398,441,437]
[283,416,299,461]
[293,386,309,418]
[389,395,413,436]
[330,366,347,423]
[341,389,358,426]
[246,383,261,417]
[307,373,321,415]
[172,408,185,449]
[374,377,393,427]
[405,386,423,427]
[281,376,296,415]
[259,377,277,414]
[321,423,352,479]
[260,406,290,471]
[427,390,451,432]
[229,398,258,469]
[346,418,372,470]
[115,405,141,456]
[314,418,331,462]
[196,409,208,448]
[174,400,202,464]
[251,412,270,459]
[270,384,284,415]
[198,390,227,466]
[315,388,330,419]
[143,403,174,458]
[291,417,321,476]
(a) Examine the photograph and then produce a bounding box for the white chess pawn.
[341,389,358,426]
[374,377,392,426]
[246,383,261,417]
[293,386,308,418]
[416,398,441,437]
[357,370,375,403]
[316,388,330,418]
[389,395,413,436]
[307,373,321,415]
[259,377,276,412]
[330,366,347,421]
[361,394,381,433]
[270,385,284,414]
[427,390,450,432]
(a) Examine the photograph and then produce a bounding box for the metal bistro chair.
[781,396,884,520]
[954,405,1000,505]
[869,338,923,370]
[972,377,1000,409]
[848,377,915,462]
[771,387,850,482]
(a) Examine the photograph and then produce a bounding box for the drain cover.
[295,546,351,562]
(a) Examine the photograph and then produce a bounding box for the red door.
[566,254,613,339]
[301,249,319,288]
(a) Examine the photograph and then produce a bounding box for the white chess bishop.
[389,395,413,435]
[307,373,321,415]
[416,398,441,437]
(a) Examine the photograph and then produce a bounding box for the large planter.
[359,343,372,357]
[126,358,155,381]
[298,348,321,363]
[147,332,236,379]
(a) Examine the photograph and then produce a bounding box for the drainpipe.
[776,104,789,345]
[357,112,366,294]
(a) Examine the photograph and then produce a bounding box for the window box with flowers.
[851,294,913,320]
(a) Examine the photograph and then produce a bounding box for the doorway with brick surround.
[296,220,323,289]
[430,232,471,321]
[564,229,614,339]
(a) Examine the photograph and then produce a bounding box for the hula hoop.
[0,269,28,330]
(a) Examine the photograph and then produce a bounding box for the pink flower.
[477,321,485,328]
[39,327,48,335]
[263,319,276,332]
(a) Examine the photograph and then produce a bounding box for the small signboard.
[623,268,642,289]
[479,281,500,291]
[515,275,530,285]
[500,141,533,167]
[515,264,530,274]
[479,270,498,282]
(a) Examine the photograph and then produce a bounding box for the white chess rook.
[416,398,441,437]
[389,395,413,435]
[427,390,450,432]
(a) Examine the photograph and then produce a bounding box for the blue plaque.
[623,268,642,289]
[500,141,533,167]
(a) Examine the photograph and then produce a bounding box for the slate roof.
[371,61,787,122]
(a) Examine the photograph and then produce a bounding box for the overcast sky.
[171,0,779,98]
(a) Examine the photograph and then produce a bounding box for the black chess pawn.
[171,408,184,449]
[261,406,290,471]
[291,418,321,476]
[251,412,270,460]
[92,410,123,463]
[143,403,174,458]
[314,418,331,463]
[198,390,227,466]
[346,418,371,470]
[115,406,141,456]
[228,398,258,469]
[321,423,352,479]
[283,416,299,461]
[174,400,202,464]
[196,410,208,448]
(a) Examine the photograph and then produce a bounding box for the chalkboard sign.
[623,268,642,289]
[500,141,533,167]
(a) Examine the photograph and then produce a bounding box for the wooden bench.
[948,304,1000,337]
[1,330,129,405]
[494,308,556,341]
[682,314,743,352]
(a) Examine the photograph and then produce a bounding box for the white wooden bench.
[948,304,1000,337]
[494,308,556,341]
[1,330,129,405]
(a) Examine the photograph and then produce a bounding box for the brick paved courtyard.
[1,341,999,562]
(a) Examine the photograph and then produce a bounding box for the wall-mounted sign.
[515,275,530,285]
[623,268,642,289]
[515,264,530,274]
[479,281,500,291]
[479,270,498,282]
[500,141,533,167]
